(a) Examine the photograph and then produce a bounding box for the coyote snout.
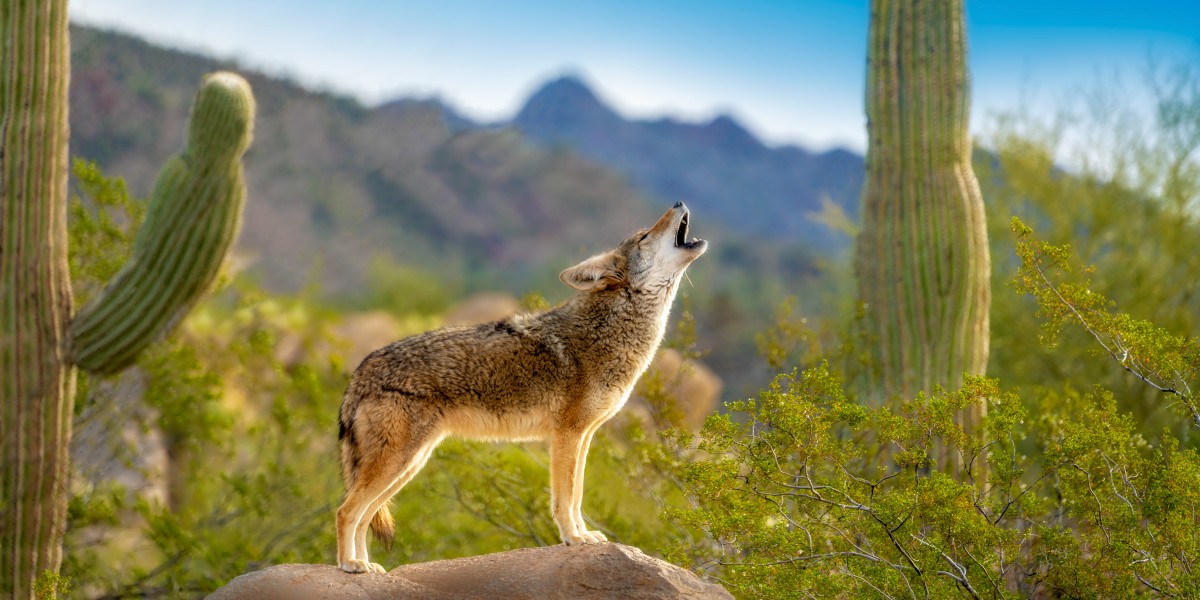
[335,203,706,573]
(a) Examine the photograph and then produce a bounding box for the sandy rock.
[206,543,731,600]
[443,293,520,327]
[71,369,169,505]
[331,310,407,366]
[631,348,723,430]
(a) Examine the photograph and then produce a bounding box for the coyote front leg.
[550,429,602,545]
[571,425,607,543]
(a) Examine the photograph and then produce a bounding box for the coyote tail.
[369,503,395,548]
[339,392,395,548]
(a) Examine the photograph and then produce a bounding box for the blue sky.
[70,0,1197,152]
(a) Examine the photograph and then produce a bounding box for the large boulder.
[442,292,520,327]
[630,348,723,431]
[206,543,731,599]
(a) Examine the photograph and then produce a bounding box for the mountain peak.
[514,75,620,135]
[704,114,762,153]
[532,75,602,104]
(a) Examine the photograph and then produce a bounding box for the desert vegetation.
[3,3,1198,599]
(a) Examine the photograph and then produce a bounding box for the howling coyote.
[336,203,707,573]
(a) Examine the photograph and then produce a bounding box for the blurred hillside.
[68,25,861,397]
[70,26,648,295]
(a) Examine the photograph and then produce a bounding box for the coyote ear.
[560,252,624,291]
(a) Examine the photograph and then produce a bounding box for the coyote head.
[560,202,707,295]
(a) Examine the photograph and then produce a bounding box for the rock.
[330,310,407,366]
[206,543,732,600]
[443,293,520,327]
[70,368,169,506]
[631,349,723,431]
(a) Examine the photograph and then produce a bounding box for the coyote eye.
[637,231,650,243]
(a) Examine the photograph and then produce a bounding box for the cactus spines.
[69,71,255,374]
[855,0,990,449]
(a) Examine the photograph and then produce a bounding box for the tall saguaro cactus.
[0,3,75,595]
[855,0,990,444]
[0,2,255,597]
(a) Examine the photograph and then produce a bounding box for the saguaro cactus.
[855,0,990,446]
[0,2,255,596]
[0,3,75,596]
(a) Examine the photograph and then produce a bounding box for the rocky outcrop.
[442,293,520,327]
[206,543,731,600]
[631,348,723,431]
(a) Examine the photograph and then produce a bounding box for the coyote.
[335,203,707,573]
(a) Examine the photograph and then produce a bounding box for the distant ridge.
[511,75,863,249]
[375,96,478,132]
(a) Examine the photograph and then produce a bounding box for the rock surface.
[206,543,732,600]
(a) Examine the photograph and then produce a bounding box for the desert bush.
[664,220,1200,598]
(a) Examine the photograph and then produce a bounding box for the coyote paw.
[563,530,608,545]
[581,530,608,544]
[339,559,386,574]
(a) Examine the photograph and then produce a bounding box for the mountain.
[512,76,864,249]
[68,26,853,297]
[67,25,859,397]
[69,26,664,295]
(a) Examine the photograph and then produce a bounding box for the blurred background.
[65,0,1199,398]
[58,0,1199,595]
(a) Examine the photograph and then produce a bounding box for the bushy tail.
[369,504,395,548]
[339,392,394,548]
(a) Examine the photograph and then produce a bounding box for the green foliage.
[754,297,823,372]
[669,360,1200,597]
[68,159,145,305]
[33,570,71,600]
[1011,218,1200,427]
[977,63,1200,437]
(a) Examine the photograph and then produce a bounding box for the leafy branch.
[1010,217,1200,427]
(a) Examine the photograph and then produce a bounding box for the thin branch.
[1033,262,1185,399]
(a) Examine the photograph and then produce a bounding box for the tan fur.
[335,204,707,573]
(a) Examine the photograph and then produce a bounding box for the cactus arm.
[68,72,254,374]
[0,1,76,597]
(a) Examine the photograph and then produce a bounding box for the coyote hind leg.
[352,439,440,571]
[336,419,433,574]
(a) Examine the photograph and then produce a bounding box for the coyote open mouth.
[675,211,703,249]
